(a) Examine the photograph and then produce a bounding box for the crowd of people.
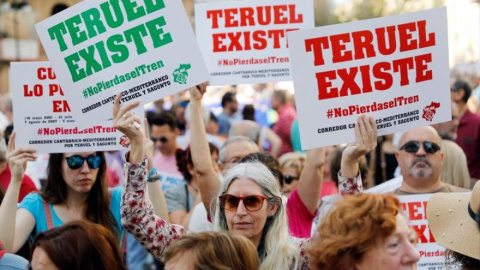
[0,72,478,270]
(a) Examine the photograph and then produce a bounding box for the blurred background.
[0,0,479,114]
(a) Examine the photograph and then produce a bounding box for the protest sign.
[399,194,449,270]
[288,7,450,149]
[315,193,449,270]
[195,0,314,85]
[35,0,208,127]
[10,61,141,153]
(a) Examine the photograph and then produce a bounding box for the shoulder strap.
[108,188,127,254]
[42,200,54,230]
[185,185,190,212]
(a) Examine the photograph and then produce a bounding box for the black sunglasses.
[284,174,299,184]
[65,155,102,170]
[151,136,168,143]
[400,141,441,154]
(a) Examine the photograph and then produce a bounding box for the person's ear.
[187,163,196,175]
[218,162,224,172]
[268,199,280,216]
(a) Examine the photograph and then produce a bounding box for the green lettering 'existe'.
[48,22,68,52]
[81,7,107,38]
[95,41,112,69]
[65,15,88,46]
[124,24,148,55]
[146,16,172,49]
[65,53,86,82]
[100,0,124,28]
[79,45,103,77]
[122,0,146,21]
[107,34,129,63]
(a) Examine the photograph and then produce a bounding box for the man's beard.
[408,157,433,179]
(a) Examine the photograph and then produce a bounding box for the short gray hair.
[218,136,259,164]
[228,120,261,143]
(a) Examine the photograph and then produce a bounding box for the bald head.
[399,126,442,149]
[229,120,261,144]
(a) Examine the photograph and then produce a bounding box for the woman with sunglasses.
[0,111,168,254]
[119,84,376,269]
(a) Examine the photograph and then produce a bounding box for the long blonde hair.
[440,140,471,189]
[213,162,300,270]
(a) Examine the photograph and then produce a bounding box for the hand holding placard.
[112,94,144,163]
[341,115,377,178]
[7,133,37,182]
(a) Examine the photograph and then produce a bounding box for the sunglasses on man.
[399,141,441,154]
[151,136,168,143]
[219,194,279,212]
[65,155,102,170]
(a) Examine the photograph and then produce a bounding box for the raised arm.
[296,147,325,214]
[144,119,169,221]
[114,94,184,259]
[0,133,37,252]
[339,115,377,194]
[189,83,220,217]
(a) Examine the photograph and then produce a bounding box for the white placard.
[195,0,314,85]
[288,8,450,149]
[10,62,141,153]
[35,0,209,127]
[399,194,447,270]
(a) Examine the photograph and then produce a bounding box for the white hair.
[212,161,299,269]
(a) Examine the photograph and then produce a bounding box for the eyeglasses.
[151,136,168,143]
[65,155,102,170]
[219,194,275,211]
[284,174,299,184]
[399,141,441,154]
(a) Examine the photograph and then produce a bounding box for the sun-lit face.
[151,124,177,155]
[223,178,278,247]
[31,247,60,270]
[355,214,420,270]
[396,128,444,183]
[221,141,257,172]
[61,152,100,194]
[282,166,300,196]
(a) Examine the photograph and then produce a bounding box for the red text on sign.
[207,5,303,52]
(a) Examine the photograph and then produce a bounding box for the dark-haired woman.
[165,143,218,228]
[30,220,126,270]
[0,125,166,254]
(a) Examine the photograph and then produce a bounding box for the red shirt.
[273,106,297,156]
[0,166,38,203]
[0,240,5,259]
[455,110,480,179]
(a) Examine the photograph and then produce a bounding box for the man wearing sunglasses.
[149,112,184,192]
[342,124,468,194]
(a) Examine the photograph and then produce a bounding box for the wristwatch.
[147,168,160,182]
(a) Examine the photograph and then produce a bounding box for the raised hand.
[189,82,209,101]
[112,93,144,142]
[306,147,325,168]
[112,93,145,163]
[7,132,37,182]
[341,115,377,178]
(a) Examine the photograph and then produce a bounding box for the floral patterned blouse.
[121,159,361,269]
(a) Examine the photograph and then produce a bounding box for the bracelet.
[147,168,160,182]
